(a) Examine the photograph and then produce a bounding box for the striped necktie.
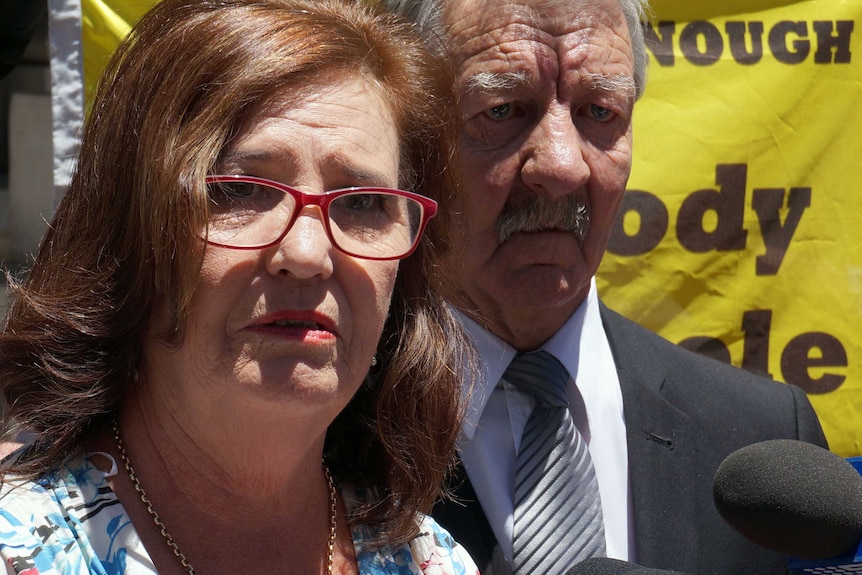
[505,350,606,574]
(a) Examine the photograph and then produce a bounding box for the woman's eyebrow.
[220,149,277,164]
[339,165,395,188]
[218,149,301,176]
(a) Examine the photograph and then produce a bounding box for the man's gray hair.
[381,0,651,99]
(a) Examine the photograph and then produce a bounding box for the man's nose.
[265,206,335,280]
[520,105,590,199]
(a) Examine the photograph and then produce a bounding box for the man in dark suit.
[383,0,827,574]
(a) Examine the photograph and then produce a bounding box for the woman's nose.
[264,206,335,280]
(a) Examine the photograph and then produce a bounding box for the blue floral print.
[0,456,479,575]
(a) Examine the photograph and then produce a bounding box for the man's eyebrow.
[465,71,531,94]
[583,72,636,99]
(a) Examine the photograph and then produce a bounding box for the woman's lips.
[247,310,338,340]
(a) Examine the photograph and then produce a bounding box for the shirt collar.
[457,278,601,439]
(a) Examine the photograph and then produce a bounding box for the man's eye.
[588,104,614,122]
[485,103,514,121]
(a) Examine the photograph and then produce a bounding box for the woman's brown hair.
[0,0,470,545]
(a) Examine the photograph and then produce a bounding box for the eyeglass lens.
[206,179,424,258]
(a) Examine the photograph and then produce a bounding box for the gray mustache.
[496,196,590,244]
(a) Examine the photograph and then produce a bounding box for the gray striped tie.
[506,351,606,575]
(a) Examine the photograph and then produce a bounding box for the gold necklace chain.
[112,417,337,575]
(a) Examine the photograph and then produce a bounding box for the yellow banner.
[81,0,862,455]
[599,0,861,455]
[81,0,153,103]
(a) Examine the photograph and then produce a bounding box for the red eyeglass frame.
[203,174,439,261]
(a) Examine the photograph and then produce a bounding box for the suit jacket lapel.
[601,304,706,570]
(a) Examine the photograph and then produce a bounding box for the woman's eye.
[208,182,255,206]
[227,182,257,198]
[343,193,379,211]
[588,104,614,122]
[485,103,515,121]
[207,181,281,213]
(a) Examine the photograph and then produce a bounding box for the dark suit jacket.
[433,304,828,575]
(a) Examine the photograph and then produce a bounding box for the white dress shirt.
[457,278,634,562]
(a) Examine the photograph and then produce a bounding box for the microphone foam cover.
[565,558,687,574]
[713,439,862,559]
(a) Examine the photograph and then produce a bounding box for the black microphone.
[713,439,862,571]
[564,557,688,574]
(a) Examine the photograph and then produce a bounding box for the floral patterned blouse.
[0,454,479,575]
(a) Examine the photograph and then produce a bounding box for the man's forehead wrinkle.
[456,20,555,57]
[446,0,567,57]
[555,18,636,82]
[448,0,636,107]
[456,26,563,92]
[524,0,583,32]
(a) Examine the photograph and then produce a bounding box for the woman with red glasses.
[0,1,477,574]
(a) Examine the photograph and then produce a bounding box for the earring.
[370,354,378,367]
